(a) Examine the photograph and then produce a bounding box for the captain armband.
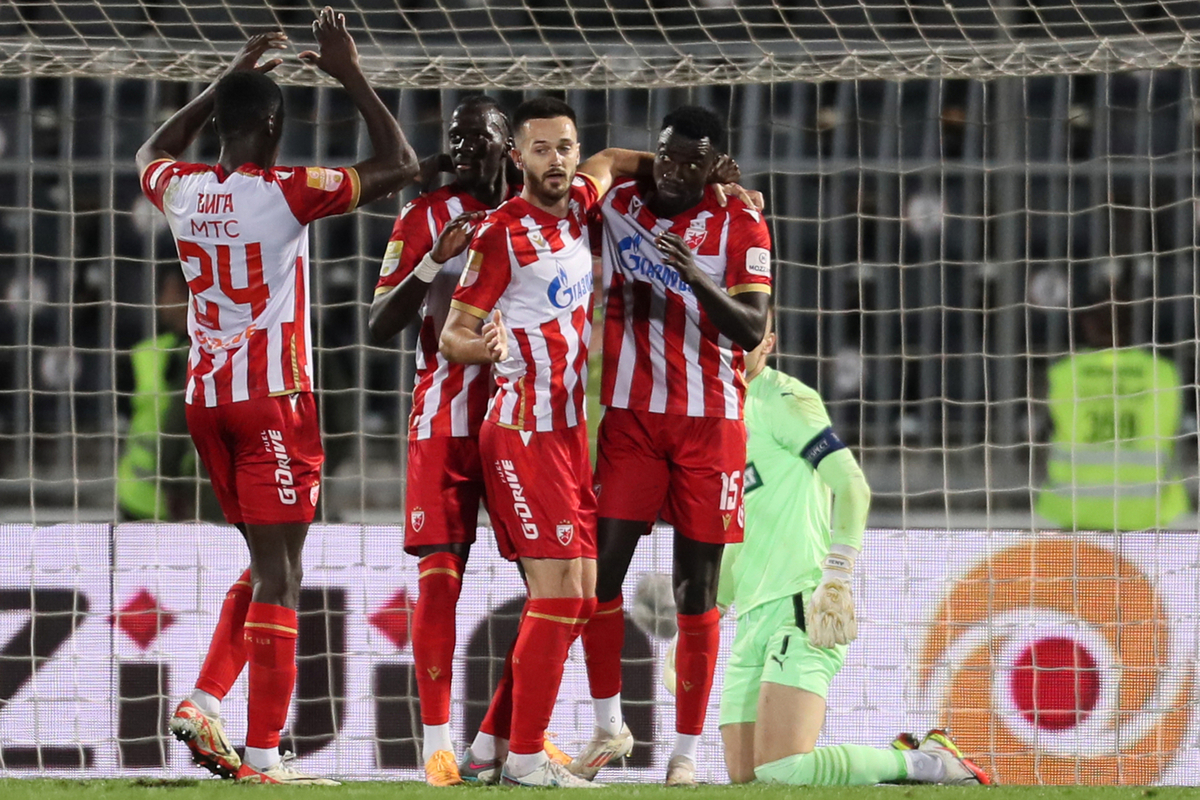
[800,426,847,469]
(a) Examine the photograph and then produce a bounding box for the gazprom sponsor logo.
[547,264,593,309]
[618,234,692,294]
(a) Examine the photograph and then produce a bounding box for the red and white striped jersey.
[141,159,359,406]
[375,185,494,440]
[450,174,601,432]
[599,179,772,419]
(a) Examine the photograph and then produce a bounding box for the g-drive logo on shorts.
[262,429,300,506]
[497,460,539,540]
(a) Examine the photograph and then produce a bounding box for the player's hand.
[712,182,765,210]
[482,309,509,362]
[431,211,485,264]
[298,7,360,82]
[709,154,741,185]
[414,153,453,192]
[655,231,701,285]
[805,560,857,649]
[227,31,288,76]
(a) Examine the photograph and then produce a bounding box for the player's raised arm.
[298,7,418,204]
[136,32,287,174]
[578,148,654,197]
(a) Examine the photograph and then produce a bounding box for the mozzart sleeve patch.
[800,426,847,469]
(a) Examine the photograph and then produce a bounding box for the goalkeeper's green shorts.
[718,594,846,727]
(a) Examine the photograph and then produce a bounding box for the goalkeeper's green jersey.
[720,365,842,618]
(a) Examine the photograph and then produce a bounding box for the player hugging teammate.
[141,9,994,787]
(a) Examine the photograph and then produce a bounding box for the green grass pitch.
[0,781,1187,800]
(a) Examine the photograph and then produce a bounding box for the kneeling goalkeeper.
[715,310,992,787]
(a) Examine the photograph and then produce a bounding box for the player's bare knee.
[674,576,717,616]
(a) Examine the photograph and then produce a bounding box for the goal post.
[0,0,1197,787]
[4,1,1200,87]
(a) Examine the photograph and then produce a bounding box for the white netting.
[5,1,1200,87]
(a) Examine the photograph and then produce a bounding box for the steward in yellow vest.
[116,330,193,520]
[1037,303,1189,531]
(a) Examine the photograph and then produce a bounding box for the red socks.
[582,595,623,699]
[479,602,527,740]
[243,602,298,749]
[508,597,586,755]
[674,609,720,735]
[195,569,253,699]
[413,552,465,726]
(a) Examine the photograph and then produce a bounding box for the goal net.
[1,0,1198,786]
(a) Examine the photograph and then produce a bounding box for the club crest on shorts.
[410,507,425,532]
[310,484,320,507]
[556,521,574,546]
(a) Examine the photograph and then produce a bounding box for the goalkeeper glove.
[805,544,859,649]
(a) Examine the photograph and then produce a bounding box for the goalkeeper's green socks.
[755,744,907,786]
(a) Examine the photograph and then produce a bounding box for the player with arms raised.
[571,106,769,786]
[367,95,516,786]
[136,8,417,784]
[439,97,655,788]
[714,311,992,788]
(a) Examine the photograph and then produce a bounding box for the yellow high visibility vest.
[1037,347,1189,531]
[116,332,188,520]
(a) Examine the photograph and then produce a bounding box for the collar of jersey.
[507,194,572,228]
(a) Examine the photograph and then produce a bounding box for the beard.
[526,168,571,204]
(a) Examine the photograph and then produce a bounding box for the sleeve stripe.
[728,283,772,296]
[144,158,174,191]
[449,299,490,320]
[345,167,361,212]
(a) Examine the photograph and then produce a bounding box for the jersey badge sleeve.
[450,221,510,320]
[725,202,773,296]
[276,165,361,225]
[374,198,434,296]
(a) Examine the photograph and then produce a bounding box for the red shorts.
[404,435,485,555]
[594,407,747,545]
[186,393,323,527]
[479,421,597,562]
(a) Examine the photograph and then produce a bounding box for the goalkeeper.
[714,309,991,787]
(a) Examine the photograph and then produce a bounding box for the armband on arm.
[801,426,847,469]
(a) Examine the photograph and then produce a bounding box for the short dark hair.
[512,96,576,133]
[214,71,284,138]
[457,94,511,138]
[661,105,726,152]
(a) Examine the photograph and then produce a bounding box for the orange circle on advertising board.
[917,538,1191,785]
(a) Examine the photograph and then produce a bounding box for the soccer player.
[136,10,418,784]
[715,310,992,787]
[572,106,771,786]
[439,96,653,788]
[368,95,512,787]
